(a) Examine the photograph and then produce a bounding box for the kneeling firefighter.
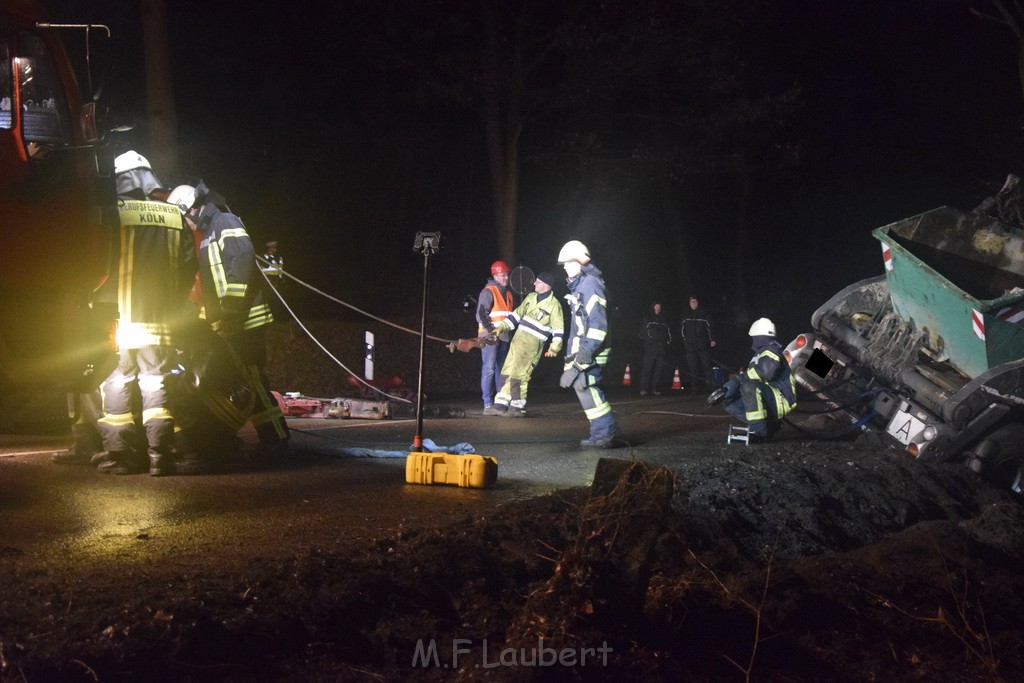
[708,317,796,441]
[168,183,290,457]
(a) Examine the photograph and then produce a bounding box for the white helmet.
[114,150,151,175]
[167,185,197,214]
[557,240,590,265]
[748,317,776,337]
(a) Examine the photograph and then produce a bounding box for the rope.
[257,259,414,404]
[256,256,455,344]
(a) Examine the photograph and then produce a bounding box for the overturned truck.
[785,181,1024,493]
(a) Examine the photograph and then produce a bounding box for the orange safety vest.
[478,285,514,334]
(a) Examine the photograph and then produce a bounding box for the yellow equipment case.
[405,453,498,488]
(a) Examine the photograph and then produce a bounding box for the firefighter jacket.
[112,198,196,349]
[261,252,283,277]
[565,263,611,364]
[497,290,565,354]
[476,278,514,338]
[681,306,714,352]
[744,337,797,417]
[194,203,272,335]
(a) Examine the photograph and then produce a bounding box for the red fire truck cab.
[1,1,116,425]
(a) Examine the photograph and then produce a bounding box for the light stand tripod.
[410,231,441,452]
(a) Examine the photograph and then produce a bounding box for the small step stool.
[727,424,750,446]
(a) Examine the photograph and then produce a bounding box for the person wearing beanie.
[488,271,565,417]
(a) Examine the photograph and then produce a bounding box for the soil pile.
[2,436,1023,681]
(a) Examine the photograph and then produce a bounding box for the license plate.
[885,409,925,445]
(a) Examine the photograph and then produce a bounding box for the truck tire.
[974,423,1024,495]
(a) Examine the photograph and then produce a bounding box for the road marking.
[1,449,62,458]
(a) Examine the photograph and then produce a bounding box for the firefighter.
[707,317,797,442]
[261,241,283,277]
[168,182,291,458]
[94,151,198,475]
[557,240,620,448]
[260,240,286,321]
[489,271,564,417]
[477,260,515,415]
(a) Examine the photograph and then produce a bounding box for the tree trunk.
[481,3,521,264]
[732,157,753,326]
[140,0,178,176]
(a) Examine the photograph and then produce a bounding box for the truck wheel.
[974,424,1024,495]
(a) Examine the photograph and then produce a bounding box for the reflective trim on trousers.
[98,412,135,427]
[142,406,174,424]
[246,366,289,441]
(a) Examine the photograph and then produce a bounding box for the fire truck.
[1,0,117,428]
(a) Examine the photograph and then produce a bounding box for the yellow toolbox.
[405,453,499,488]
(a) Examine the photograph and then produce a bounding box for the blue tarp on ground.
[337,438,475,458]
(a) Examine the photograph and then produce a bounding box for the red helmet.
[490,260,511,276]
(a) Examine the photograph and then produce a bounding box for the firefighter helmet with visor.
[114,150,151,174]
[748,318,776,337]
[167,185,197,214]
[557,240,590,265]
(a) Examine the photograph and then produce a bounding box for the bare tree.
[973,1,1024,104]
[139,0,177,175]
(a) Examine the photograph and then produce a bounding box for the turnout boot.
[580,431,619,449]
[97,451,146,475]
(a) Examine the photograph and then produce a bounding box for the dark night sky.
[43,0,1024,365]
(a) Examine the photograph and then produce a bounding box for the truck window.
[15,31,71,144]
[1,40,11,129]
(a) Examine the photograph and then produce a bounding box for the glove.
[707,387,728,406]
[215,308,245,338]
[575,349,594,367]
[559,366,581,389]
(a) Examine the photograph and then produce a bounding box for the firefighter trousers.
[224,326,289,446]
[572,362,619,440]
[494,337,544,410]
[97,346,177,460]
[721,377,782,438]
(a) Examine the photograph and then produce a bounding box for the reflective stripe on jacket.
[565,263,610,359]
[476,282,514,334]
[744,341,797,417]
[196,205,272,332]
[114,199,196,349]
[498,290,564,352]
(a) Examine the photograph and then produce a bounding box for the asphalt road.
[0,389,731,572]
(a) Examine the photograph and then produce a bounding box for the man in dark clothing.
[638,301,671,396]
[680,295,717,394]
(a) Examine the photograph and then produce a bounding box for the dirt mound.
[3,439,1022,681]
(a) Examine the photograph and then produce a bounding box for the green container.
[873,207,1024,379]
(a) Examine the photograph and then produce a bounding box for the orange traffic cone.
[621,364,632,386]
[671,368,683,390]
